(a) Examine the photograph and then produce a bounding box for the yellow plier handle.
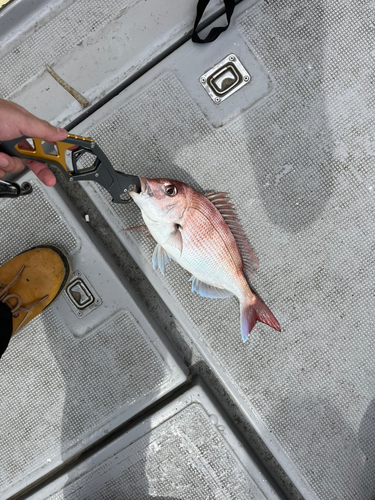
[0,134,140,203]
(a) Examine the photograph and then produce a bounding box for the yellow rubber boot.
[0,246,72,357]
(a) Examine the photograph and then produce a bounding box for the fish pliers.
[0,134,141,202]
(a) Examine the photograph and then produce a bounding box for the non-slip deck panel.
[27,381,282,499]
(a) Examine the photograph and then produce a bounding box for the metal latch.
[200,54,251,104]
[64,270,102,318]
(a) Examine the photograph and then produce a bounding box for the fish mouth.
[140,177,153,198]
[130,177,147,199]
[140,177,147,193]
[129,177,154,201]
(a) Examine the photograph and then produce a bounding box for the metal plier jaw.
[0,134,141,202]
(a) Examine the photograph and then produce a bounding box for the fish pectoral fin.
[165,227,183,256]
[189,276,231,299]
[152,244,172,275]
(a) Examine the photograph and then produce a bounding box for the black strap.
[0,301,13,359]
[192,0,236,44]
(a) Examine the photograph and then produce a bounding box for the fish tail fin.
[240,294,281,343]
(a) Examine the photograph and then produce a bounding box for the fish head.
[130,177,190,223]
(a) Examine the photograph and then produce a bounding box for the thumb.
[19,113,68,143]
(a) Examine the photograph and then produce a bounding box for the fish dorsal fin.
[152,244,172,275]
[204,192,259,280]
[189,276,231,299]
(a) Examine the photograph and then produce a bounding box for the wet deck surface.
[1,1,374,499]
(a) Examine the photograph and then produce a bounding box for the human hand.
[0,99,67,186]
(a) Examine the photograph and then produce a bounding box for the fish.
[130,177,280,342]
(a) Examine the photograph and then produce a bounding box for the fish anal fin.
[189,276,231,299]
[205,192,259,279]
[152,244,172,275]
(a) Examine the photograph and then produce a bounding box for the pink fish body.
[130,178,280,342]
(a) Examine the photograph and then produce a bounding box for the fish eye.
[164,184,178,197]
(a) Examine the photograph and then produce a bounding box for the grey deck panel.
[0,0,223,128]
[73,0,375,499]
[27,380,282,500]
[0,171,188,499]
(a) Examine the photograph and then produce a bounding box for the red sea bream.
[130,177,280,342]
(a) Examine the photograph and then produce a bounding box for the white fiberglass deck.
[0,172,187,499]
[75,1,375,499]
[1,0,375,499]
[27,381,282,500]
[0,0,223,127]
